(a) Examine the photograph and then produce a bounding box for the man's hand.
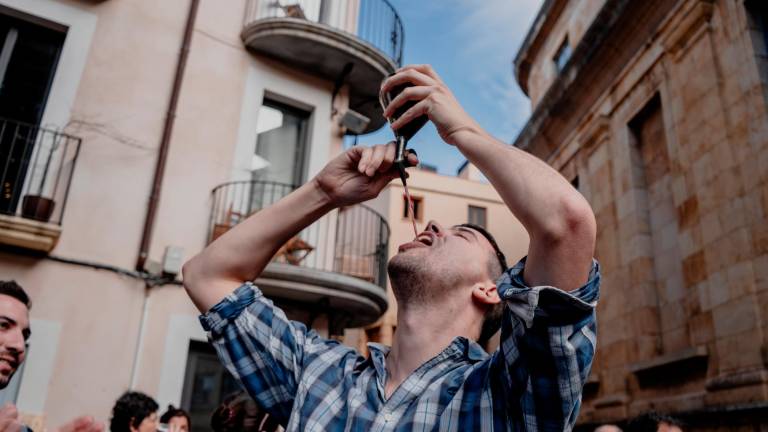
[313,142,418,208]
[54,416,104,432]
[0,404,23,432]
[381,64,483,146]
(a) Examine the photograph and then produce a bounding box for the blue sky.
[346,0,544,175]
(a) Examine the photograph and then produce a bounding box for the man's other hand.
[381,64,482,146]
[0,404,23,432]
[313,142,418,208]
[54,416,104,432]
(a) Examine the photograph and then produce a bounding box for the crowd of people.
[0,280,281,432]
[0,65,691,431]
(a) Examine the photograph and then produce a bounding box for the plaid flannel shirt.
[200,257,600,431]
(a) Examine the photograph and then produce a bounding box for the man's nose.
[425,220,445,236]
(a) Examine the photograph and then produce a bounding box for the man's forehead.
[0,295,30,322]
[451,225,494,248]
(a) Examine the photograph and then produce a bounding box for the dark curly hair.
[0,281,31,309]
[160,405,190,428]
[110,391,158,432]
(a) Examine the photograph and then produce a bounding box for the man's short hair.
[0,281,31,309]
[110,391,158,432]
[458,224,507,347]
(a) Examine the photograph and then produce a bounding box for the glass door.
[0,9,66,214]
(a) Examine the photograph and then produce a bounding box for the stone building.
[0,0,405,429]
[513,0,768,429]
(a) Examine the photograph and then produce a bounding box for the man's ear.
[471,282,501,305]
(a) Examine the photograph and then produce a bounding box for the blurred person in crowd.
[109,391,158,432]
[0,281,102,432]
[158,406,189,432]
[210,392,279,432]
[627,412,684,432]
[595,425,623,432]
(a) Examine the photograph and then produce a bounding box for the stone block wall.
[531,0,768,428]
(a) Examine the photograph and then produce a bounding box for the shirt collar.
[367,336,488,372]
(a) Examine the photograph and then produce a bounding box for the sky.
[345,0,544,176]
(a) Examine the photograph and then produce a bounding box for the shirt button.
[384,413,391,422]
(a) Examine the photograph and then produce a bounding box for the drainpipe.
[136,0,200,271]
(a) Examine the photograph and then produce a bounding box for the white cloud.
[443,0,543,141]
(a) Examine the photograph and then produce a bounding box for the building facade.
[357,162,530,351]
[513,0,768,429]
[0,0,404,429]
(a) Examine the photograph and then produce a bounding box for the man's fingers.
[398,64,443,83]
[390,99,430,132]
[381,69,434,102]
[365,144,387,177]
[358,146,373,174]
[378,141,397,173]
[405,149,419,167]
[383,86,432,119]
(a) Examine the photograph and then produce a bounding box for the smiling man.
[0,281,103,432]
[183,64,600,431]
[0,281,30,391]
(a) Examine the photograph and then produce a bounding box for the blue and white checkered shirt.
[200,257,600,431]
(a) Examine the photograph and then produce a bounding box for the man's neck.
[384,296,480,399]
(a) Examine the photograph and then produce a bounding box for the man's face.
[0,294,30,389]
[389,220,498,297]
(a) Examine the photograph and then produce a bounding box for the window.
[0,10,66,215]
[252,99,310,186]
[181,341,240,432]
[468,205,487,228]
[553,37,571,72]
[403,195,423,221]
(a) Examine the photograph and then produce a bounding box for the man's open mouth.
[397,233,435,252]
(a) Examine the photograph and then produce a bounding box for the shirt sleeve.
[492,257,600,431]
[199,282,348,425]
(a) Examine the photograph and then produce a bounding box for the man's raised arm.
[382,65,595,289]
[182,142,413,313]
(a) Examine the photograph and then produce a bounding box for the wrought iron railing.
[209,180,390,289]
[244,0,404,65]
[0,118,82,225]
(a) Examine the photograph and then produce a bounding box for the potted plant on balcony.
[21,135,60,223]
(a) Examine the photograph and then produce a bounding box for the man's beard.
[387,252,431,306]
[0,375,9,390]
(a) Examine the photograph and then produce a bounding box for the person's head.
[595,425,623,432]
[627,412,684,432]
[0,281,31,389]
[211,392,279,432]
[110,391,159,432]
[387,221,507,344]
[160,405,190,432]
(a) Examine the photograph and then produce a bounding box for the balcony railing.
[0,118,82,225]
[209,180,390,289]
[245,0,404,65]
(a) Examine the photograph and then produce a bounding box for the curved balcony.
[209,180,390,327]
[242,0,404,134]
[0,118,82,252]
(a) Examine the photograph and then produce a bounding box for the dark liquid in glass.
[381,83,429,141]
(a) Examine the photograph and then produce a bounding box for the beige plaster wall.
[0,0,347,427]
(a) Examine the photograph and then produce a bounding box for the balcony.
[242,0,404,134]
[209,180,390,327]
[0,118,82,253]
